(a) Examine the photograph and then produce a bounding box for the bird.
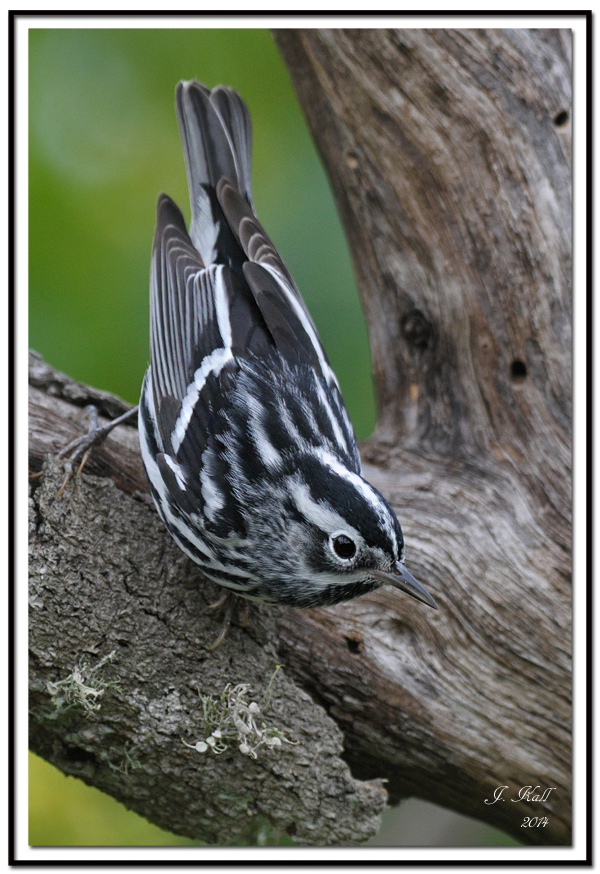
[137,80,437,646]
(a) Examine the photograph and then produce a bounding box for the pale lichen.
[182,666,296,760]
[45,650,118,719]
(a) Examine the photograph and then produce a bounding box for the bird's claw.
[54,404,138,499]
[206,591,249,649]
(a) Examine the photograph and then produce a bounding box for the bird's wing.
[150,193,272,457]
[176,80,338,391]
[216,177,340,390]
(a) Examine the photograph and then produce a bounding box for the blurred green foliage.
[28,27,376,436]
[29,26,376,848]
[29,751,199,846]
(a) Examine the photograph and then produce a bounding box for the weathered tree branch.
[29,28,571,846]
[28,350,387,846]
[273,28,571,845]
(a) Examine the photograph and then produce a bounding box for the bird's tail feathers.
[176,80,253,263]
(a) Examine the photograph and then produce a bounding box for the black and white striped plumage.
[138,80,436,612]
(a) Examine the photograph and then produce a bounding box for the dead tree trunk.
[28,28,571,846]
[274,28,572,844]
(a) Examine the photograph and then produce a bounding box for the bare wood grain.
[273,28,571,845]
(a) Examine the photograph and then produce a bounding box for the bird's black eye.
[332,534,357,560]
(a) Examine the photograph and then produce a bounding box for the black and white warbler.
[138,81,437,640]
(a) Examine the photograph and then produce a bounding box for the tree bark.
[274,28,572,845]
[28,350,387,847]
[29,28,572,846]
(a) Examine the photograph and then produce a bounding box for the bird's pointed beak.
[370,562,438,609]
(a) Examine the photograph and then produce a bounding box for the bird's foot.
[207,591,249,650]
[54,404,138,499]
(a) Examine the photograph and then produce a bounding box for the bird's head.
[253,449,437,610]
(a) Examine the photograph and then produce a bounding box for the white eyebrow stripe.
[315,449,381,511]
[290,480,363,544]
[314,448,398,556]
